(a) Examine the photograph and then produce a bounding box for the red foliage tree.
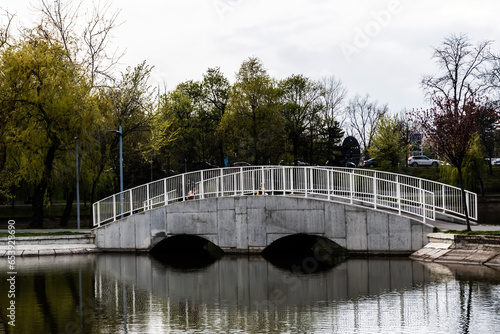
[412,90,498,230]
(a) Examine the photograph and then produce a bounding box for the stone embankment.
[0,232,99,256]
[410,233,500,266]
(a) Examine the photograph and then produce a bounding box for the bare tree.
[0,8,14,49]
[420,33,493,107]
[345,94,388,155]
[37,0,123,87]
[319,75,347,127]
[484,56,500,100]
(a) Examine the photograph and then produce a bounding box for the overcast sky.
[3,0,500,113]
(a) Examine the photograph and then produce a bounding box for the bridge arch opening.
[150,235,224,269]
[261,234,348,273]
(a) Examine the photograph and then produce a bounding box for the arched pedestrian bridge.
[92,166,477,254]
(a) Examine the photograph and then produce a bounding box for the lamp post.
[75,137,80,230]
[108,125,123,217]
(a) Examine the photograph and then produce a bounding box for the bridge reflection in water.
[3,254,500,333]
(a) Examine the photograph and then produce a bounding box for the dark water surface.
[1,253,500,333]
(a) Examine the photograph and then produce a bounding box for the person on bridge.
[187,188,196,200]
[257,183,267,196]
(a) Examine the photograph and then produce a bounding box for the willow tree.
[0,35,91,227]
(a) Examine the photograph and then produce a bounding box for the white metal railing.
[92,166,477,227]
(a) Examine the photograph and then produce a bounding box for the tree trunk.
[31,179,47,228]
[30,144,58,228]
[457,166,471,231]
[218,140,225,167]
[59,185,76,227]
[90,177,99,228]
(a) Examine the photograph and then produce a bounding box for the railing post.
[349,172,354,204]
[396,175,401,215]
[373,173,377,209]
[290,168,294,194]
[240,167,244,196]
[130,190,134,213]
[421,188,425,223]
[270,167,275,195]
[419,179,423,218]
[200,171,205,199]
[474,193,477,220]
[308,167,315,194]
[327,169,331,201]
[302,167,307,197]
[430,191,436,221]
[182,174,186,201]
[113,195,116,222]
[96,204,100,227]
[465,191,470,220]
[261,166,265,195]
[234,173,237,196]
[282,166,286,196]
[220,168,223,197]
[164,178,168,206]
[442,184,446,211]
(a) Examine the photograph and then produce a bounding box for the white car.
[408,155,440,167]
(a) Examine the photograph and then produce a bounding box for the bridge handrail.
[92,166,476,227]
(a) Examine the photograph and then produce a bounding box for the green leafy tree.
[278,74,323,165]
[202,67,230,166]
[367,114,406,168]
[0,35,91,227]
[476,101,499,175]
[221,57,284,164]
[156,83,198,172]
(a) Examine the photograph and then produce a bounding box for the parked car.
[361,158,377,168]
[408,155,440,167]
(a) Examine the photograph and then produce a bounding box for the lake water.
[1,253,500,333]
